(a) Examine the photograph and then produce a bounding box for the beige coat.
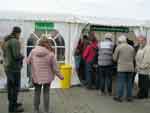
[113,43,135,72]
[136,45,150,75]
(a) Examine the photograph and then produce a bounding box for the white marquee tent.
[0,0,150,88]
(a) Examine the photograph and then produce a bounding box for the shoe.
[98,91,105,96]
[113,97,123,102]
[9,108,24,113]
[86,85,93,89]
[126,97,133,102]
[16,103,23,107]
[29,84,34,88]
[108,92,112,96]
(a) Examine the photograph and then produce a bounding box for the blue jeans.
[116,72,133,98]
[74,55,81,69]
[85,62,93,87]
[85,55,97,88]
[99,66,113,93]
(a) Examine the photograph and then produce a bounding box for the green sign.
[35,22,54,31]
[90,25,129,32]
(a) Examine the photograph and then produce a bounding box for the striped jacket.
[98,40,114,66]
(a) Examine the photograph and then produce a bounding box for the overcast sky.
[0,0,149,20]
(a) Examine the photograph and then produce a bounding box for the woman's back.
[29,46,55,84]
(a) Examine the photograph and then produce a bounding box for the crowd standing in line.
[75,31,150,102]
[1,26,150,113]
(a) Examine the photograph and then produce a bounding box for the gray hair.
[104,33,113,40]
[118,35,127,43]
[137,34,147,40]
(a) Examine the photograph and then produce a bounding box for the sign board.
[35,22,54,31]
[90,25,129,32]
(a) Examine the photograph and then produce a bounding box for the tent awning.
[0,11,148,28]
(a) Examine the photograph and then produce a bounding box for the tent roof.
[0,0,149,27]
[0,11,77,23]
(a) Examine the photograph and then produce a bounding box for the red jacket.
[83,41,98,63]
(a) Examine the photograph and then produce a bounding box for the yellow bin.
[59,64,72,88]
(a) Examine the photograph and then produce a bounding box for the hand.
[59,75,64,80]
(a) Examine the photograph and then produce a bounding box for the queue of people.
[1,26,150,113]
[75,32,150,102]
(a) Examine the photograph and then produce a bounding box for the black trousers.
[5,71,21,112]
[34,84,50,113]
[98,66,113,93]
[138,74,149,98]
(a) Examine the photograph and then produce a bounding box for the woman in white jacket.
[136,35,150,99]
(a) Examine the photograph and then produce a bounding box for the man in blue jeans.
[113,35,135,102]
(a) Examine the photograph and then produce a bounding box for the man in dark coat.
[3,26,24,113]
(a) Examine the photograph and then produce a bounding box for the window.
[27,29,65,63]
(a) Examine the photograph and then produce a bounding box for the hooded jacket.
[27,46,61,84]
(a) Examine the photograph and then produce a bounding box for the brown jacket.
[113,43,135,72]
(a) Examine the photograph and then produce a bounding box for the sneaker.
[113,97,123,102]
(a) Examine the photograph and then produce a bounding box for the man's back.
[3,35,22,71]
[98,40,114,66]
[118,43,134,63]
[113,43,135,72]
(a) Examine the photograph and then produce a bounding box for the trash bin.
[59,64,72,88]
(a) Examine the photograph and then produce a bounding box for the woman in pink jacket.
[27,37,64,113]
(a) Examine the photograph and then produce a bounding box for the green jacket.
[3,34,23,72]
